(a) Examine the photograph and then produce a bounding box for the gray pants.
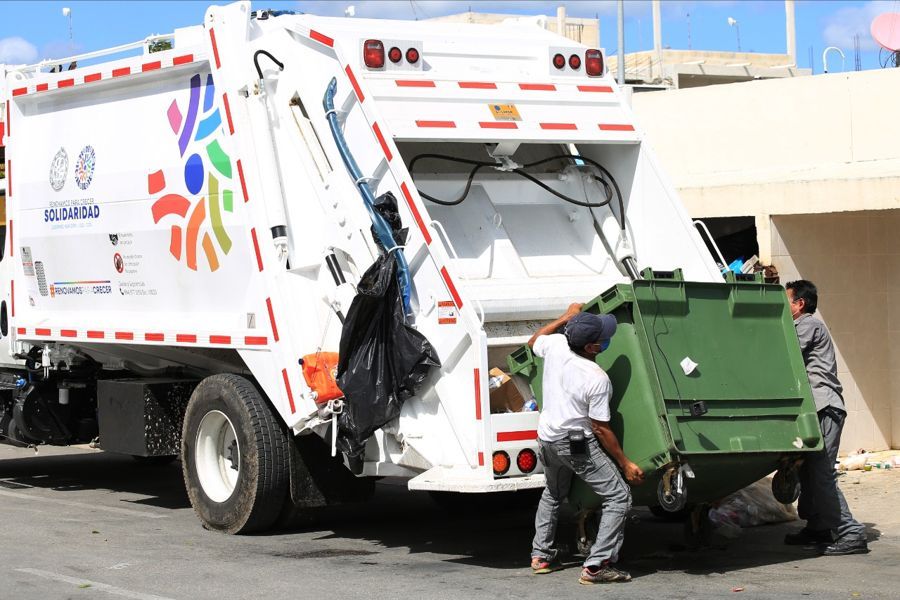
[532,436,631,567]
[798,407,866,541]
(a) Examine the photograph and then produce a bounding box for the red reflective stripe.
[84,73,102,83]
[282,368,296,413]
[599,123,635,131]
[440,266,463,309]
[6,159,10,198]
[10,281,14,317]
[415,120,455,128]
[57,78,74,88]
[36,328,52,336]
[372,122,392,161]
[497,430,539,442]
[60,330,77,338]
[458,81,496,89]
[396,80,435,87]
[251,228,264,271]
[210,335,231,345]
[112,67,131,78]
[540,122,577,130]
[245,336,268,346]
[142,61,161,72]
[8,219,12,258]
[17,328,25,335]
[36,83,49,92]
[173,54,194,65]
[478,452,484,467]
[87,331,105,339]
[176,334,197,343]
[474,368,482,421]
[400,182,432,245]
[5,99,9,137]
[222,93,235,135]
[345,65,364,102]
[209,28,221,69]
[115,332,134,340]
[145,333,164,341]
[12,87,27,97]
[309,29,334,47]
[237,160,249,202]
[519,83,555,91]
[479,121,517,129]
[578,85,613,93]
[266,298,280,342]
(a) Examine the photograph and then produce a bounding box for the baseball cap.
[564,312,617,349]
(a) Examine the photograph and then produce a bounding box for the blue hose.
[323,78,412,316]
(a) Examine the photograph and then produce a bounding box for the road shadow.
[0,450,190,510]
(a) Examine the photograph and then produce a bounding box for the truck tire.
[181,374,289,534]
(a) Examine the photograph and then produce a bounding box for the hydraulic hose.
[323,78,413,316]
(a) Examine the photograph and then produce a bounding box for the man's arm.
[590,419,645,486]
[527,303,583,348]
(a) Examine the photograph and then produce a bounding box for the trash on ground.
[708,476,798,538]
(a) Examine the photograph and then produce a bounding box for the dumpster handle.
[693,220,727,271]
[430,219,462,267]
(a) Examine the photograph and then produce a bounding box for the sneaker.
[578,563,632,585]
[531,556,557,574]
[823,537,869,556]
[784,528,833,546]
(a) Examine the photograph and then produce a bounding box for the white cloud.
[822,0,893,52]
[0,36,39,65]
[298,1,622,20]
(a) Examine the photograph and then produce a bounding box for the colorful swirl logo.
[75,145,96,190]
[49,148,68,192]
[148,73,234,272]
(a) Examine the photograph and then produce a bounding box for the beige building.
[632,68,900,452]
[428,8,599,48]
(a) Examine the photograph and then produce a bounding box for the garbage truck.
[0,1,821,535]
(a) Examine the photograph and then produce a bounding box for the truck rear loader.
[0,2,820,535]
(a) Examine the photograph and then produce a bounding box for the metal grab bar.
[693,220,727,270]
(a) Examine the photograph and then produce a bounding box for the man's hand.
[565,302,583,316]
[622,460,645,486]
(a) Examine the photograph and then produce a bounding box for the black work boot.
[823,536,869,556]
[784,528,833,546]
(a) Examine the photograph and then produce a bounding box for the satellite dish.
[871,12,900,51]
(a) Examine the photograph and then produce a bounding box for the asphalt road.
[0,445,897,600]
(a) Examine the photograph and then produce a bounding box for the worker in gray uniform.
[785,280,868,555]
[528,304,645,585]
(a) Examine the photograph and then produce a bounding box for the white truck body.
[0,2,720,529]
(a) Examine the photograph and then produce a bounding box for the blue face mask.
[599,339,611,352]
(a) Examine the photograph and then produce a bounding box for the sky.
[0,1,897,73]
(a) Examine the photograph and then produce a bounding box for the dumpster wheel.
[657,466,687,512]
[772,458,803,504]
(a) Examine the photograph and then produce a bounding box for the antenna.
[686,12,692,50]
[854,34,861,71]
[727,17,741,52]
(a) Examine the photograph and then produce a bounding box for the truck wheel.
[181,374,289,534]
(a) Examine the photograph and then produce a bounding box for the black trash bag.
[335,193,440,458]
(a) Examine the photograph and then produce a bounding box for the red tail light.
[406,47,420,64]
[585,49,603,76]
[569,54,581,70]
[552,53,566,70]
[492,451,511,476]
[364,39,385,69]
[388,46,402,63]
[517,449,538,473]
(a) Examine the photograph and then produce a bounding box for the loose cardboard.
[489,367,526,413]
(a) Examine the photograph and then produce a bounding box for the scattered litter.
[732,587,745,593]
[91,530,99,534]
[680,357,698,375]
[708,476,797,538]
[78,583,91,589]
[839,454,869,471]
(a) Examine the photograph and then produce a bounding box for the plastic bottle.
[522,398,538,412]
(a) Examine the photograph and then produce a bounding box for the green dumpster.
[507,268,822,513]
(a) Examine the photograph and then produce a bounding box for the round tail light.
[492,451,511,476]
[388,46,402,63]
[517,449,538,473]
[552,53,566,70]
[569,54,581,70]
[406,47,420,64]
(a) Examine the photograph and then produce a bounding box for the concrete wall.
[772,212,896,453]
[630,69,900,452]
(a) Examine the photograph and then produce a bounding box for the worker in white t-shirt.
[529,303,644,586]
